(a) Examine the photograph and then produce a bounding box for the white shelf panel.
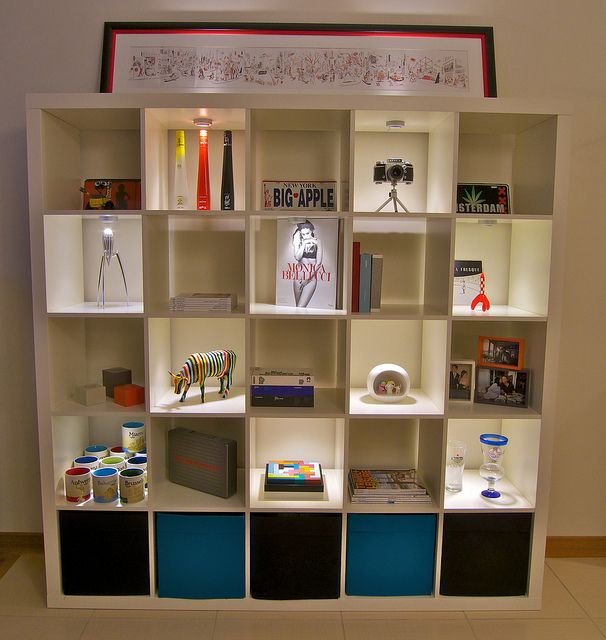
[443,471,534,510]
[151,386,246,415]
[446,402,541,420]
[249,468,343,510]
[452,305,545,319]
[48,302,144,316]
[151,471,246,512]
[346,500,439,514]
[349,388,442,416]
[52,398,145,416]
[251,303,347,317]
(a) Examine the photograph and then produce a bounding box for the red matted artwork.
[101,23,497,97]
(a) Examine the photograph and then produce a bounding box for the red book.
[196,130,211,210]
[351,241,361,312]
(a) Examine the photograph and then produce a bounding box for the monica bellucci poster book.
[275,217,339,310]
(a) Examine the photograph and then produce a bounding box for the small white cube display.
[366,364,411,403]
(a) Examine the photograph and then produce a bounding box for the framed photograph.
[477,336,525,371]
[474,366,530,408]
[449,360,475,403]
[100,23,497,97]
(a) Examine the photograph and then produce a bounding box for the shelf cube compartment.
[440,513,532,596]
[347,417,443,510]
[349,319,447,415]
[458,113,558,216]
[353,110,456,214]
[44,215,143,314]
[47,317,145,413]
[250,318,347,413]
[59,511,149,595]
[249,216,347,315]
[250,109,350,212]
[148,317,246,414]
[52,414,147,507]
[144,215,245,315]
[156,512,245,599]
[444,418,540,510]
[352,217,451,315]
[144,108,247,211]
[450,319,547,414]
[249,417,344,510]
[151,417,246,511]
[250,512,342,599]
[38,108,141,211]
[453,218,552,317]
[345,513,437,596]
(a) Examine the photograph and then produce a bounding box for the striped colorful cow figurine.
[169,349,237,403]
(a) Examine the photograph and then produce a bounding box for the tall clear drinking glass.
[446,440,467,492]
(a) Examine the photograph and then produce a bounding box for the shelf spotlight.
[193,117,213,127]
[386,119,406,129]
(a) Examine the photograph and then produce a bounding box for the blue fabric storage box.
[345,513,437,596]
[156,512,245,599]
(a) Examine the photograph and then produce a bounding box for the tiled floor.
[0,552,604,639]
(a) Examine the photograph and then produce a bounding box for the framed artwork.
[449,360,475,403]
[477,336,525,371]
[474,366,530,408]
[100,23,497,97]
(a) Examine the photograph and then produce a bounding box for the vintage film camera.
[373,158,414,185]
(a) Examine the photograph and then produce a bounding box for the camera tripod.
[375,180,410,213]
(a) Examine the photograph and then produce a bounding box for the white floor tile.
[342,618,476,640]
[0,552,92,617]
[0,615,89,640]
[593,618,606,635]
[81,615,216,640]
[466,565,587,619]
[546,557,606,618]
[91,608,217,619]
[343,610,465,620]
[215,611,344,639]
[468,618,605,640]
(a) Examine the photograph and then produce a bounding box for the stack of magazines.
[169,292,236,312]
[348,468,432,504]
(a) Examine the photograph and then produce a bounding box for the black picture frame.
[100,22,497,97]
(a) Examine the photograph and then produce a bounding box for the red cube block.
[114,384,145,407]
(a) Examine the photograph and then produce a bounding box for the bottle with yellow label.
[174,130,188,209]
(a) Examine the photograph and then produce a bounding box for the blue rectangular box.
[156,513,245,599]
[345,513,437,596]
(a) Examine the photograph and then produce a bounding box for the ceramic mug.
[65,467,91,503]
[119,468,145,504]
[92,467,118,503]
[73,455,100,470]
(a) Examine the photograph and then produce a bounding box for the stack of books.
[348,468,432,504]
[264,460,324,492]
[250,368,314,407]
[352,242,383,313]
[169,292,236,312]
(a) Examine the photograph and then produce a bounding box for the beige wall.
[1,0,604,534]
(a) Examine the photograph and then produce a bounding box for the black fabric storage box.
[59,511,150,596]
[440,513,532,596]
[250,512,342,599]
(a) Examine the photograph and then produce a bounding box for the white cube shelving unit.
[27,92,570,611]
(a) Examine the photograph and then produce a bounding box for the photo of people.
[449,360,475,402]
[474,366,529,408]
[477,336,525,371]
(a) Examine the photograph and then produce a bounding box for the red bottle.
[196,129,211,210]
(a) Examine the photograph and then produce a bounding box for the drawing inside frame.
[101,23,497,97]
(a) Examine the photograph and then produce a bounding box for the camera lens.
[386,164,404,181]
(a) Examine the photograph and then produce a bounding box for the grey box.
[167,428,237,499]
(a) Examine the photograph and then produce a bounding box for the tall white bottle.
[174,130,188,209]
